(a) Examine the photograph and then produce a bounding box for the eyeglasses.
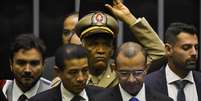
[63,29,74,36]
[63,29,75,43]
[117,69,146,77]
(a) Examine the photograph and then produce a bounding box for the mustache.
[21,72,34,78]
[185,59,197,70]
[186,59,197,64]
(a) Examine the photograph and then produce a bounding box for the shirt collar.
[60,82,88,101]
[119,83,145,101]
[13,79,40,100]
[166,64,194,84]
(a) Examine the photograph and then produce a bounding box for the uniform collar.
[88,64,117,88]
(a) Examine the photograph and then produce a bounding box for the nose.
[190,46,198,58]
[76,71,85,82]
[127,73,137,82]
[96,46,105,54]
[24,64,31,73]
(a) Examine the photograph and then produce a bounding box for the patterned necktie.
[174,80,189,101]
[71,95,85,101]
[129,97,139,101]
[18,94,28,101]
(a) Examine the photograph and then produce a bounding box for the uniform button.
[107,75,111,78]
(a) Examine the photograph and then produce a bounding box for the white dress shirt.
[60,83,88,101]
[12,79,40,101]
[119,83,146,101]
[165,64,198,101]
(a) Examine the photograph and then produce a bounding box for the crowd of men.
[1,0,200,101]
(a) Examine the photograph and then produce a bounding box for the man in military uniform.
[75,0,165,88]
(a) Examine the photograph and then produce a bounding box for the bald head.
[115,43,147,96]
[116,42,146,59]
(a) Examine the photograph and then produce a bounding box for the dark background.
[0,0,199,79]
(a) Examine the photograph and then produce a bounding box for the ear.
[110,60,117,72]
[9,59,13,72]
[53,66,61,77]
[165,43,173,56]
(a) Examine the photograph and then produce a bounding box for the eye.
[63,29,71,36]
[82,67,89,74]
[118,70,129,76]
[182,45,191,51]
[194,45,198,50]
[134,70,145,76]
[68,70,79,75]
[30,60,41,66]
[16,60,27,66]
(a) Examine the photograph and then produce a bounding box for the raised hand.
[105,0,136,25]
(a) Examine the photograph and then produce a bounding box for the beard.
[185,59,197,70]
[15,73,42,92]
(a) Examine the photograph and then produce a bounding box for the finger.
[113,0,121,5]
[105,4,113,11]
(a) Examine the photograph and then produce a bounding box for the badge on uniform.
[92,12,107,26]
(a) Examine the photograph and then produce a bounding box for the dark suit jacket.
[0,90,7,101]
[145,65,201,101]
[92,85,173,101]
[43,56,55,80]
[29,84,105,101]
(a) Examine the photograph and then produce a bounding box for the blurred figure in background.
[43,12,81,83]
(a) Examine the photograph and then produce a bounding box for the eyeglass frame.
[116,68,146,78]
[63,29,76,43]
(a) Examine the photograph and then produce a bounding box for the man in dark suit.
[145,22,201,101]
[2,34,51,101]
[93,42,173,101]
[0,89,7,101]
[30,44,104,101]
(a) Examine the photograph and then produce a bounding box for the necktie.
[129,97,139,101]
[174,80,189,101]
[71,95,85,101]
[18,94,28,101]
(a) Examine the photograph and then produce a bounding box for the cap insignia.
[92,12,106,26]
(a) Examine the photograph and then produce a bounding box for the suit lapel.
[145,86,156,101]
[110,86,123,101]
[155,66,168,95]
[51,84,62,101]
[193,71,201,101]
[85,87,92,101]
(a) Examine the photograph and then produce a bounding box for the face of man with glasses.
[62,13,81,45]
[116,50,147,96]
